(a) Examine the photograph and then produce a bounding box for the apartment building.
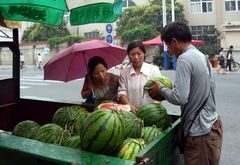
[177,0,240,50]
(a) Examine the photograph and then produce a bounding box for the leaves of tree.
[116,2,186,43]
[21,22,70,43]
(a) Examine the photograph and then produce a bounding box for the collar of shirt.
[129,62,151,76]
[182,44,194,54]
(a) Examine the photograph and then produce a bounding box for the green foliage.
[48,35,84,48]
[121,24,159,43]
[196,28,220,57]
[116,2,186,43]
[21,22,70,42]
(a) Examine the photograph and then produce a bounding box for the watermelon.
[63,135,81,149]
[137,103,172,130]
[80,109,124,154]
[142,125,162,144]
[116,138,146,161]
[34,123,70,145]
[12,120,40,139]
[99,100,116,104]
[120,111,143,138]
[97,103,131,112]
[72,113,89,135]
[52,105,89,134]
[144,75,173,91]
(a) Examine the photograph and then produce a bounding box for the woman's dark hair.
[127,41,146,54]
[88,56,108,77]
[161,21,192,44]
[219,47,224,52]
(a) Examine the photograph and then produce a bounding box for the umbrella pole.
[83,52,96,100]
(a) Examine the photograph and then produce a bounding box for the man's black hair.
[161,21,192,43]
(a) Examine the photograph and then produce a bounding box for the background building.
[177,0,240,51]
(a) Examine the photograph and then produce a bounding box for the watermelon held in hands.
[80,109,124,155]
[97,103,131,112]
[144,75,173,91]
[12,120,40,139]
[137,103,172,130]
[116,138,146,161]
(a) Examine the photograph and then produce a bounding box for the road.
[0,65,240,165]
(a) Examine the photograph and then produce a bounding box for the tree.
[116,1,186,43]
[21,22,70,42]
[197,28,221,58]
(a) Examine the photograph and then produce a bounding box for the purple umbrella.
[44,39,127,82]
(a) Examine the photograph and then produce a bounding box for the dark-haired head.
[88,56,108,78]
[161,21,192,44]
[230,45,233,49]
[127,41,146,55]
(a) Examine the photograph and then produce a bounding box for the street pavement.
[0,65,240,165]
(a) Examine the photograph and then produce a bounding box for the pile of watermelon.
[12,102,172,161]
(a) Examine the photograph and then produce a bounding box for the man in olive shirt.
[148,22,223,165]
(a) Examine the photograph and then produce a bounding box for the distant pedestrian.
[20,53,25,69]
[225,45,233,71]
[36,53,42,68]
[216,48,227,74]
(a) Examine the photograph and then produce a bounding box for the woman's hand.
[119,95,137,113]
[129,104,138,114]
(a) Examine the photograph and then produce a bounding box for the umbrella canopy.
[44,39,127,82]
[142,35,204,46]
[0,0,123,26]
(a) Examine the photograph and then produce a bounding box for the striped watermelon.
[34,123,70,145]
[63,135,81,149]
[142,125,162,144]
[137,103,171,130]
[72,115,87,136]
[80,109,124,154]
[52,105,89,134]
[144,75,173,91]
[120,111,143,138]
[12,120,40,139]
[116,138,146,161]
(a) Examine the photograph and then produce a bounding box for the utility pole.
[171,0,177,70]
[162,0,168,70]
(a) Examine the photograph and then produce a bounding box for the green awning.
[0,0,68,26]
[0,0,123,26]
[70,2,122,26]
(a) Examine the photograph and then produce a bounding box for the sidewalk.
[0,65,12,70]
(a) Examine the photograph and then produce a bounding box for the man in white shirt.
[36,53,43,68]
